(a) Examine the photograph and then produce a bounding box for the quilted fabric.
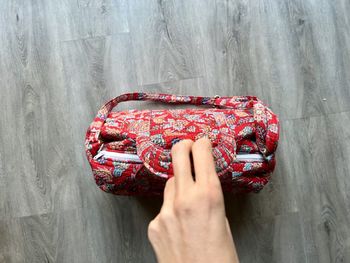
[85,93,279,196]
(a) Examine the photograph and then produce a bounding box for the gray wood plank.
[59,34,139,166]
[228,216,276,263]
[0,217,25,263]
[128,0,205,85]
[0,203,160,263]
[49,0,129,41]
[225,212,308,263]
[60,34,137,126]
[271,113,350,262]
[304,0,350,116]
[272,213,307,263]
[1,0,350,262]
[299,114,350,263]
[187,0,350,120]
[0,151,6,219]
[0,0,63,218]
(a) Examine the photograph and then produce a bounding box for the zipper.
[93,150,144,163]
[235,152,265,162]
[94,150,265,162]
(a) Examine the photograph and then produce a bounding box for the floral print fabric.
[85,92,279,196]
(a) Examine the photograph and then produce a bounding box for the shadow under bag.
[85,92,279,196]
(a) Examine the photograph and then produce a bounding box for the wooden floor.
[1,0,350,262]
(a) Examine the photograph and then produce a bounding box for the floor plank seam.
[136,76,205,88]
[281,108,350,123]
[59,32,130,44]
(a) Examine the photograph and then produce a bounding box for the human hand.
[147,137,239,263]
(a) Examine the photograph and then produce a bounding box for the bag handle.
[97,92,257,119]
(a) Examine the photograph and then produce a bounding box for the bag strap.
[96,92,257,119]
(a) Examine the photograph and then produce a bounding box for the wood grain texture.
[185,0,350,120]
[1,0,350,262]
[128,0,205,85]
[0,0,62,218]
[50,0,129,41]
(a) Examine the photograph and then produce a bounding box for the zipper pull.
[93,144,105,160]
[93,151,104,160]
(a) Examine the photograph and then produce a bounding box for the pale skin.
[147,137,240,263]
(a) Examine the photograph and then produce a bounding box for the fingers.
[191,137,220,185]
[160,176,175,212]
[171,139,195,194]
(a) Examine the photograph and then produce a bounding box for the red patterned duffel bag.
[85,92,279,196]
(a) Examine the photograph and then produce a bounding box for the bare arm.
[147,137,240,263]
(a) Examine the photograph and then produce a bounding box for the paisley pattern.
[85,92,279,196]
